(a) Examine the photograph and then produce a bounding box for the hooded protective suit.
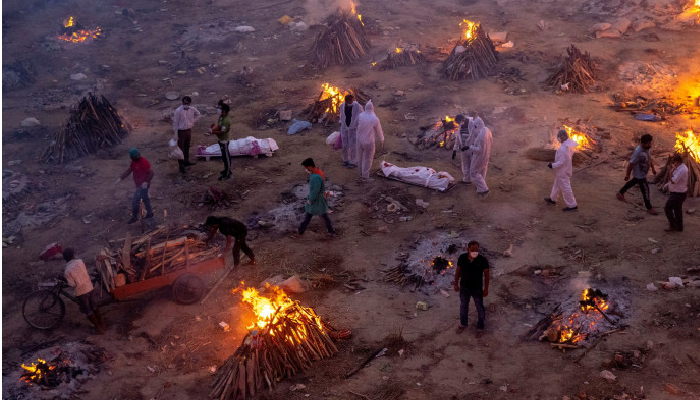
[355,101,384,179]
[339,101,364,165]
[550,138,578,208]
[469,118,492,193]
[453,117,476,183]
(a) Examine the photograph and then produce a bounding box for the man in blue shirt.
[616,134,658,214]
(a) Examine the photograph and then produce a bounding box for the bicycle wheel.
[22,290,65,330]
[172,274,205,305]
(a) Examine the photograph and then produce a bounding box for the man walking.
[616,134,658,214]
[339,94,363,168]
[452,114,475,183]
[545,129,578,211]
[117,148,154,224]
[453,241,490,337]
[298,158,335,236]
[211,103,232,180]
[467,117,492,197]
[173,96,201,173]
[664,153,689,232]
[63,248,105,334]
[205,216,255,268]
[355,100,384,180]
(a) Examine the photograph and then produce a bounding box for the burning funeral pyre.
[558,124,599,153]
[414,116,460,150]
[210,285,337,399]
[545,45,598,94]
[58,16,102,43]
[305,83,370,125]
[377,47,427,71]
[41,93,131,164]
[440,19,498,80]
[309,6,371,68]
[527,288,621,350]
[656,128,700,197]
[674,0,700,25]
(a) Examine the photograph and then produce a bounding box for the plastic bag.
[333,132,343,150]
[287,119,312,135]
[169,138,184,160]
[326,131,340,145]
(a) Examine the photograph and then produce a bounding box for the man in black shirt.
[453,240,490,336]
[205,216,256,268]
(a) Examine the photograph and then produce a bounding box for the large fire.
[58,16,101,43]
[20,358,55,385]
[678,0,700,23]
[554,289,610,344]
[320,83,346,115]
[675,129,700,161]
[460,19,479,43]
[349,2,364,25]
[562,125,591,149]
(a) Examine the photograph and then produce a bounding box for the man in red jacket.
[117,148,155,224]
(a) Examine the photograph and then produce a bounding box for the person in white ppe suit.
[339,94,363,168]
[452,114,476,183]
[355,100,384,180]
[464,117,492,196]
[545,129,578,211]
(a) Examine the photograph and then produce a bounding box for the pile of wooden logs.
[655,141,700,197]
[378,49,426,71]
[97,225,219,290]
[545,45,598,93]
[305,87,370,125]
[381,265,426,291]
[309,11,371,68]
[439,24,498,80]
[414,118,458,150]
[210,302,337,399]
[610,93,695,118]
[41,93,131,164]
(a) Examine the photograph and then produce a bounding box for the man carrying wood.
[339,94,363,168]
[117,148,154,224]
[616,134,658,214]
[63,248,105,334]
[663,153,689,232]
[453,241,489,337]
[173,96,201,174]
[205,216,255,268]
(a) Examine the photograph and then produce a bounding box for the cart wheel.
[22,290,66,330]
[172,274,205,305]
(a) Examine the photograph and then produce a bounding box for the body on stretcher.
[196,136,279,161]
[379,160,456,192]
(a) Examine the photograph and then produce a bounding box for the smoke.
[568,276,591,292]
[304,0,355,25]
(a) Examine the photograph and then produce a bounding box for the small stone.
[393,90,405,96]
[165,91,179,100]
[664,383,681,395]
[646,340,654,350]
[234,25,255,32]
[21,117,41,127]
[651,247,660,254]
[589,22,612,33]
[687,208,696,215]
[378,225,389,234]
[632,19,656,32]
[70,73,88,80]
[596,29,621,39]
[614,353,624,363]
[600,370,616,383]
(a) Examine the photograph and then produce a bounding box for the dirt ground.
[3,0,700,398]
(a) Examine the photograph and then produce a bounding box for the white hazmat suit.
[453,117,476,183]
[355,100,384,179]
[550,138,578,208]
[339,101,363,165]
[469,118,492,194]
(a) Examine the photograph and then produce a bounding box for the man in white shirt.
[63,248,105,333]
[664,153,689,232]
[172,96,201,173]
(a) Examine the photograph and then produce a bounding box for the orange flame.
[63,16,74,28]
[460,19,479,43]
[320,83,347,115]
[675,129,700,162]
[395,47,402,54]
[20,358,56,384]
[562,125,591,149]
[349,2,364,25]
[58,17,101,43]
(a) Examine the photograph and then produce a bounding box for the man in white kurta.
[546,129,578,211]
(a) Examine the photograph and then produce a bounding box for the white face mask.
[469,252,479,258]
[216,108,222,114]
[183,105,190,110]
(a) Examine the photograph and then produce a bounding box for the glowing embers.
[19,357,85,388]
[414,116,460,150]
[58,16,101,43]
[676,129,700,162]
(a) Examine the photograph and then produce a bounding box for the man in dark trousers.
[117,148,154,224]
[173,96,201,173]
[298,158,336,236]
[63,248,105,334]
[616,134,658,214]
[663,153,689,232]
[205,216,255,268]
[453,240,490,337]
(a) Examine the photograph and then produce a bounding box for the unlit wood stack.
[655,150,700,197]
[309,11,371,68]
[41,93,131,164]
[379,49,426,70]
[545,45,598,93]
[210,304,338,399]
[439,25,498,80]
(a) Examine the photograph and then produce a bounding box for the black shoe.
[145,214,154,219]
[184,161,196,166]
[562,206,578,212]
[544,198,556,205]
[179,166,186,174]
[127,217,138,224]
[218,173,231,181]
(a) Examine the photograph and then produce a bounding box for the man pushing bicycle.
[63,248,106,334]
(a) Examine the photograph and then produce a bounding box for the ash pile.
[3,341,109,400]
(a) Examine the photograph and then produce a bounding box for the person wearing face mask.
[466,117,492,197]
[545,129,578,211]
[297,158,335,237]
[211,103,232,180]
[453,240,490,337]
[173,96,202,174]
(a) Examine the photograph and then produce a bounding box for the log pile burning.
[610,93,697,119]
[58,16,101,43]
[309,7,370,68]
[20,358,83,388]
[414,116,459,150]
[656,129,700,197]
[210,285,337,399]
[440,20,498,80]
[305,83,370,125]
[99,225,220,290]
[41,93,131,164]
[377,47,427,71]
[382,235,459,293]
[545,45,598,94]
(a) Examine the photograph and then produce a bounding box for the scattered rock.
[632,19,656,32]
[600,370,616,383]
[651,247,660,254]
[646,340,654,350]
[20,117,40,127]
[165,91,179,101]
[290,383,306,392]
[664,383,681,395]
[646,283,658,291]
[686,208,696,215]
[668,277,683,287]
[234,26,255,32]
[70,73,88,81]
[393,90,405,96]
[503,244,514,257]
[537,20,550,30]
[415,199,429,208]
[378,225,389,234]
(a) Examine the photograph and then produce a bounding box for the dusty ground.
[3,0,700,398]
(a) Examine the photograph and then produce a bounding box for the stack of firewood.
[655,148,700,197]
[381,265,426,291]
[309,11,371,68]
[210,302,337,399]
[305,87,370,125]
[439,24,498,80]
[41,93,131,164]
[378,49,426,70]
[545,45,598,93]
[97,225,220,290]
[610,93,693,118]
